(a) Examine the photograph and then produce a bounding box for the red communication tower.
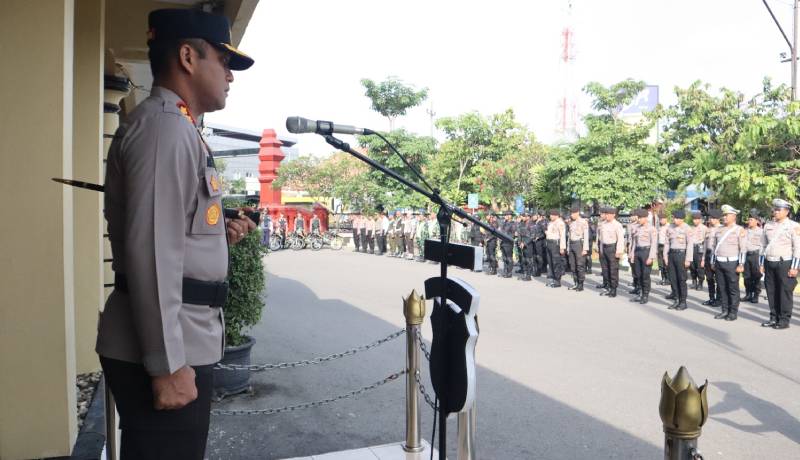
[555,0,578,140]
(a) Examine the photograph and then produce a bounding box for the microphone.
[286,116,374,136]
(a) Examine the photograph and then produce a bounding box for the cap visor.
[221,43,254,70]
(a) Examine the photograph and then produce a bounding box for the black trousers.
[486,240,498,272]
[376,232,385,254]
[522,241,535,276]
[633,247,653,294]
[352,229,360,251]
[600,243,619,288]
[100,357,213,460]
[405,233,414,257]
[533,239,546,275]
[764,260,797,324]
[500,243,514,275]
[715,260,741,313]
[704,250,721,301]
[546,240,565,281]
[366,230,374,253]
[658,244,667,280]
[397,234,406,254]
[359,229,367,252]
[743,251,762,296]
[689,245,705,283]
[668,250,688,301]
[568,241,586,283]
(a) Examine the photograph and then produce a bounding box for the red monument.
[257,129,328,231]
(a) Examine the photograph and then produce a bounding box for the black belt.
[569,239,583,244]
[746,250,761,255]
[669,249,686,253]
[114,274,228,308]
[602,243,616,248]
[635,246,651,251]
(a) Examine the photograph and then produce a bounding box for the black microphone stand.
[323,134,511,459]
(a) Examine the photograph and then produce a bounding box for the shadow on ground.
[207,273,660,460]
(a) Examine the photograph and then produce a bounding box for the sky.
[208,0,797,156]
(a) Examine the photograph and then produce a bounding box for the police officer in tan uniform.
[597,207,625,297]
[689,210,708,290]
[545,209,567,287]
[97,9,255,459]
[710,205,747,320]
[760,198,800,329]
[629,209,658,304]
[742,209,764,303]
[663,209,694,310]
[567,206,589,291]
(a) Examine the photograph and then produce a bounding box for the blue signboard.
[468,193,479,209]
[620,85,659,115]
[514,195,524,214]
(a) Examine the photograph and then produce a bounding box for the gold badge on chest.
[206,203,221,226]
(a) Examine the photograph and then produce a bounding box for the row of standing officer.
[349,212,440,259]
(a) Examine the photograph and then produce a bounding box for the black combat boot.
[750,290,760,303]
[668,299,680,309]
[675,300,688,310]
[639,291,649,304]
[725,311,738,321]
[574,282,584,292]
[701,297,715,306]
[607,288,617,298]
[697,280,704,291]
[665,292,677,300]
[628,286,641,295]
[714,309,729,319]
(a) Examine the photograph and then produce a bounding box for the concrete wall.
[0,1,78,458]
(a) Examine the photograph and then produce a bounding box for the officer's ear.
[176,39,207,75]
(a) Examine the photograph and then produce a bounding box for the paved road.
[208,249,800,460]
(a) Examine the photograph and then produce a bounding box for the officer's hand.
[227,210,256,245]
[582,250,588,256]
[736,264,744,273]
[152,365,197,410]
[560,249,565,255]
[790,268,798,278]
[684,261,691,268]
[615,252,623,259]
[646,259,653,266]
[700,260,705,268]
[760,265,765,274]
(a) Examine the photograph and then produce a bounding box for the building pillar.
[0,1,78,458]
[258,128,285,207]
[73,0,105,375]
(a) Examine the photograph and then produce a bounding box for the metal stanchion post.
[403,290,426,453]
[659,366,708,460]
[457,402,476,460]
[104,381,118,460]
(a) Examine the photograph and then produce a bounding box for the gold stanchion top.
[659,366,709,438]
[403,290,426,325]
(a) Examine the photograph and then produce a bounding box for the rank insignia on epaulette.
[210,175,220,192]
[206,203,221,225]
[176,101,196,125]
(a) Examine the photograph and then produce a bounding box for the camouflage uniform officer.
[310,214,321,236]
[404,212,416,260]
[352,214,361,252]
[498,215,516,278]
[702,210,723,306]
[759,198,800,329]
[545,209,567,287]
[415,214,427,262]
[629,209,658,304]
[567,207,590,291]
[597,207,625,297]
[663,209,694,310]
[394,211,406,256]
[483,215,499,275]
[97,9,256,459]
[710,205,746,321]
[688,211,708,290]
[742,209,763,303]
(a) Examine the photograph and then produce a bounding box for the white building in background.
[204,123,298,195]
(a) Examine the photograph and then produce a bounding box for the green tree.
[659,79,800,209]
[356,129,437,210]
[361,76,428,130]
[536,79,669,209]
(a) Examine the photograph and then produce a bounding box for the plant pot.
[213,335,255,401]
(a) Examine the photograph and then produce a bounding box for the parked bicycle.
[322,230,344,250]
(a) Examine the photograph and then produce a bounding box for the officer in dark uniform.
[532,210,547,276]
[499,214,516,277]
[469,219,483,247]
[310,214,321,235]
[586,212,596,274]
[518,214,534,281]
[96,9,255,460]
[484,215,499,275]
[352,214,361,252]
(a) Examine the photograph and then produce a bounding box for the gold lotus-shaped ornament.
[403,289,426,325]
[659,366,709,438]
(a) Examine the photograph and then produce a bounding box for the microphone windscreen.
[286,116,302,133]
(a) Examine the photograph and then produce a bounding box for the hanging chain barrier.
[211,369,407,416]
[215,329,406,372]
[415,328,431,362]
[414,370,437,411]
[689,448,704,460]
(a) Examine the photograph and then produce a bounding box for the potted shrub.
[213,200,268,399]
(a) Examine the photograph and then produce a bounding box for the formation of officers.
[343,198,800,330]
